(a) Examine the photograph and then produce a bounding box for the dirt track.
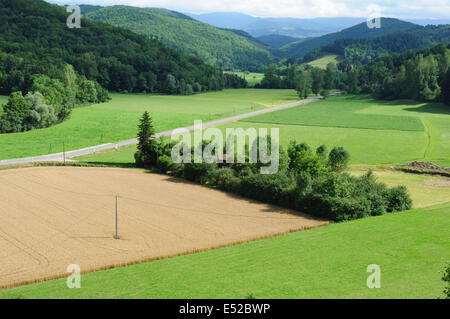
[0,167,328,288]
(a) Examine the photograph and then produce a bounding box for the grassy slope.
[228,72,264,86]
[304,55,339,69]
[1,202,448,299]
[0,89,297,160]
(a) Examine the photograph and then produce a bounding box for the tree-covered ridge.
[85,5,275,71]
[302,25,450,65]
[0,0,228,96]
[280,18,418,58]
[258,34,301,49]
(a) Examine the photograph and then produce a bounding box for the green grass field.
[303,55,339,69]
[80,94,450,166]
[1,202,448,299]
[0,89,298,160]
[244,95,424,131]
[240,95,450,166]
[228,72,265,86]
[2,91,449,299]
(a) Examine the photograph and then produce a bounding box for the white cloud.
[46,0,450,18]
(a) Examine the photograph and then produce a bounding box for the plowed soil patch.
[0,167,327,288]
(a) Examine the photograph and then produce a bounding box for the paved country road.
[0,94,339,166]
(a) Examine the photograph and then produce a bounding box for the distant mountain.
[78,4,103,15]
[187,12,258,29]
[280,18,418,58]
[258,34,300,49]
[310,24,450,65]
[243,17,366,38]
[406,18,450,26]
[86,6,275,71]
[143,8,194,20]
[187,12,366,38]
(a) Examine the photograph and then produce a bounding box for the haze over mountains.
[186,12,450,38]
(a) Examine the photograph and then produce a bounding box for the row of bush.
[135,112,413,222]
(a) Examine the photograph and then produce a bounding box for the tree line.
[133,112,413,222]
[258,43,450,106]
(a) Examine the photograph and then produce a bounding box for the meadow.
[78,94,450,166]
[228,72,265,86]
[303,55,339,69]
[1,202,448,299]
[241,95,449,166]
[244,95,424,131]
[0,89,298,160]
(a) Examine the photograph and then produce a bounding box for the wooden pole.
[115,196,119,240]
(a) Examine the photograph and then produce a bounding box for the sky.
[46,0,450,19]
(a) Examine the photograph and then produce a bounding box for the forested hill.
[0,0,224,95]
[258,35,301,49]
[280,18,417,58]
[85,6,275,71]
[313,24,450,66]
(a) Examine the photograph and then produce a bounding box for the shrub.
[240,173,297,206]
[442,262,450,299]
[385,186,412,212]
[320,89,330,99]
[157,155,174,173]
[288,141,328,176]
[209,168,241,192]
[328,147,350,172]
[296,171,313,196]
[316,145,328,159]
[183,163,218,184]
[313,172,354,198]
[299,194,371,221]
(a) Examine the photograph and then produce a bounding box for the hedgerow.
[136,125,412,221]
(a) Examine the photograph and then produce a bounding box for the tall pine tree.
[135,111,159,167]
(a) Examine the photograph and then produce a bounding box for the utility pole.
[115,195,119,240]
